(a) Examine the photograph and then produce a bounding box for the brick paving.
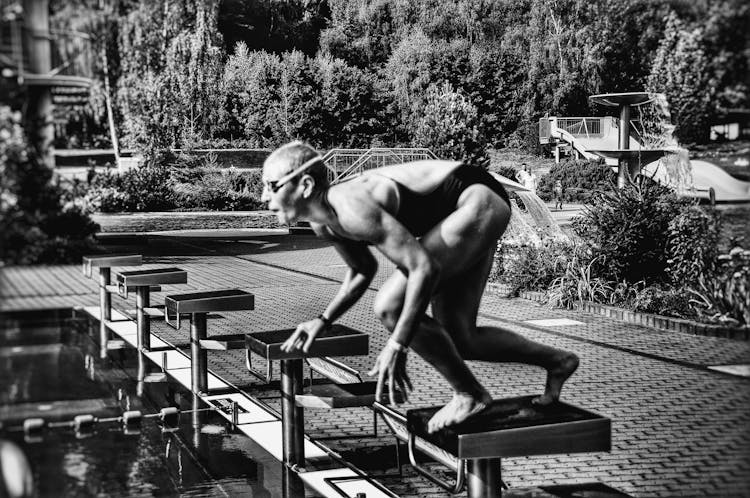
[1,232,749,497]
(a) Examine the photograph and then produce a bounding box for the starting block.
[244,326,369,466]
[115,268,188,353]
[391,395,611,498]
[82,254,142,358]
[164,289,254,394]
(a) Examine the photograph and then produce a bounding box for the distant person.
[515,163,537,194]
[265,141,579,433]
[553,179,564,210]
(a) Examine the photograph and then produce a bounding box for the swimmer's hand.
[281,317,327,353]
[368,338,413,405]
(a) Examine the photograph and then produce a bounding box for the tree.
[411,82,488,165]
[646,12,714,144]
[117,0,226,148]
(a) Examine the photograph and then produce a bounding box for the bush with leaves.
[547,245,613,309]
[536,159,616,203]
[411,82,489,166]
[88,166,175,213]
[172,168,264,211]
[690,245,750,327]
[631,284,694,317]
[497,240,576,295]
[666,205,721,286]
[0,106,99,265]
[572,178,690,284]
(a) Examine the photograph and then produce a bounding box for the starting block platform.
[77,304,397,498]
[407,395,611,459]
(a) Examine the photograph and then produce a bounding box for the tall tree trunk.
[101,42,120,163]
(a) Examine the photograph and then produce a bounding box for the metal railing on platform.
[555,117,603,137]
[322,147,437,183]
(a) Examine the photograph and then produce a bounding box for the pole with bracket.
[191,312,208,394]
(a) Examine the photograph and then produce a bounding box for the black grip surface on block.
[407,395,611,459]
[245,325,368,360]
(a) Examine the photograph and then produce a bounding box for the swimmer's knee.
[373,297,399,331]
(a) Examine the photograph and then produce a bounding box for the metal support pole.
[98,267,111,359]
[191,313,208,394]
[281,359,304,466]
[618,104,630,150]
[282,462,306,497]
[617,104,632,189]
[135,286,150,351]
[192,393,205,452]
[466,458,502,498]
[136,351,146,397]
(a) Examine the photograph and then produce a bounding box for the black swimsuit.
[392,164,511,236]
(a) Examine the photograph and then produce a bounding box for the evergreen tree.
[647,12,713,144]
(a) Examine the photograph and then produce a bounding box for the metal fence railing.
[323,148,437,183]
[555,117,603,137]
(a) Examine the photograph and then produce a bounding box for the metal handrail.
[323,147,437,183]
[555,117,603,137]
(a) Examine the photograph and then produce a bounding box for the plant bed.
[486,283,749,341]
[574,300,750,341]
[92,210,282,233]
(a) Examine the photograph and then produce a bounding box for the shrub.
[0,105,98,265]
[631,284,694,317]
[89,166,175,212]
[172,168,265,211]
[536,159,616,202]
[690,245,750,327]
[497,240,575,295]
[572,178,689,284]
[666,205,722,286]
[547,246,613,309]
[411,82,489,167]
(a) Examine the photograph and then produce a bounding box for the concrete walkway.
[2,231,749,497]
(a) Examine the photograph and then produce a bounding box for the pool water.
[0,311,319,497]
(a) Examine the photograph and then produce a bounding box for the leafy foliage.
[87,166,175,212]
[646,12,714,145]
[572,178,689,284]
[411,82,488,165]
[0,106,98,265]
[666,206,722,286]
[496,240,576,296]
[172,169,265,211]
[536,159,616,202]
[546,246,613,309]
[690,246,750,327]
[51,0,749,149]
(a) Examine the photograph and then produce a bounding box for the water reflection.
[0,313,320,497]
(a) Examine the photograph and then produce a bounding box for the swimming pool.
[0,311,321,497]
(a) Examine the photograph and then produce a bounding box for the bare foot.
[533,353,579,405]
[427,391,492,433]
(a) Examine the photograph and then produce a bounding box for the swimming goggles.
[265,155,323,193]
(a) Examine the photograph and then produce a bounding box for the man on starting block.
[267,141,579,433]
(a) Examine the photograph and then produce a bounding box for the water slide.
[552,128,601,161]
[643,159,750,203]
[545,117,750,202]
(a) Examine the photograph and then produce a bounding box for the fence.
[323,148,437,183]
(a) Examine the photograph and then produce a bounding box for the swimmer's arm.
[312,223,378,323]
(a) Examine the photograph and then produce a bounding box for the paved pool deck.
[1,231,749,497]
